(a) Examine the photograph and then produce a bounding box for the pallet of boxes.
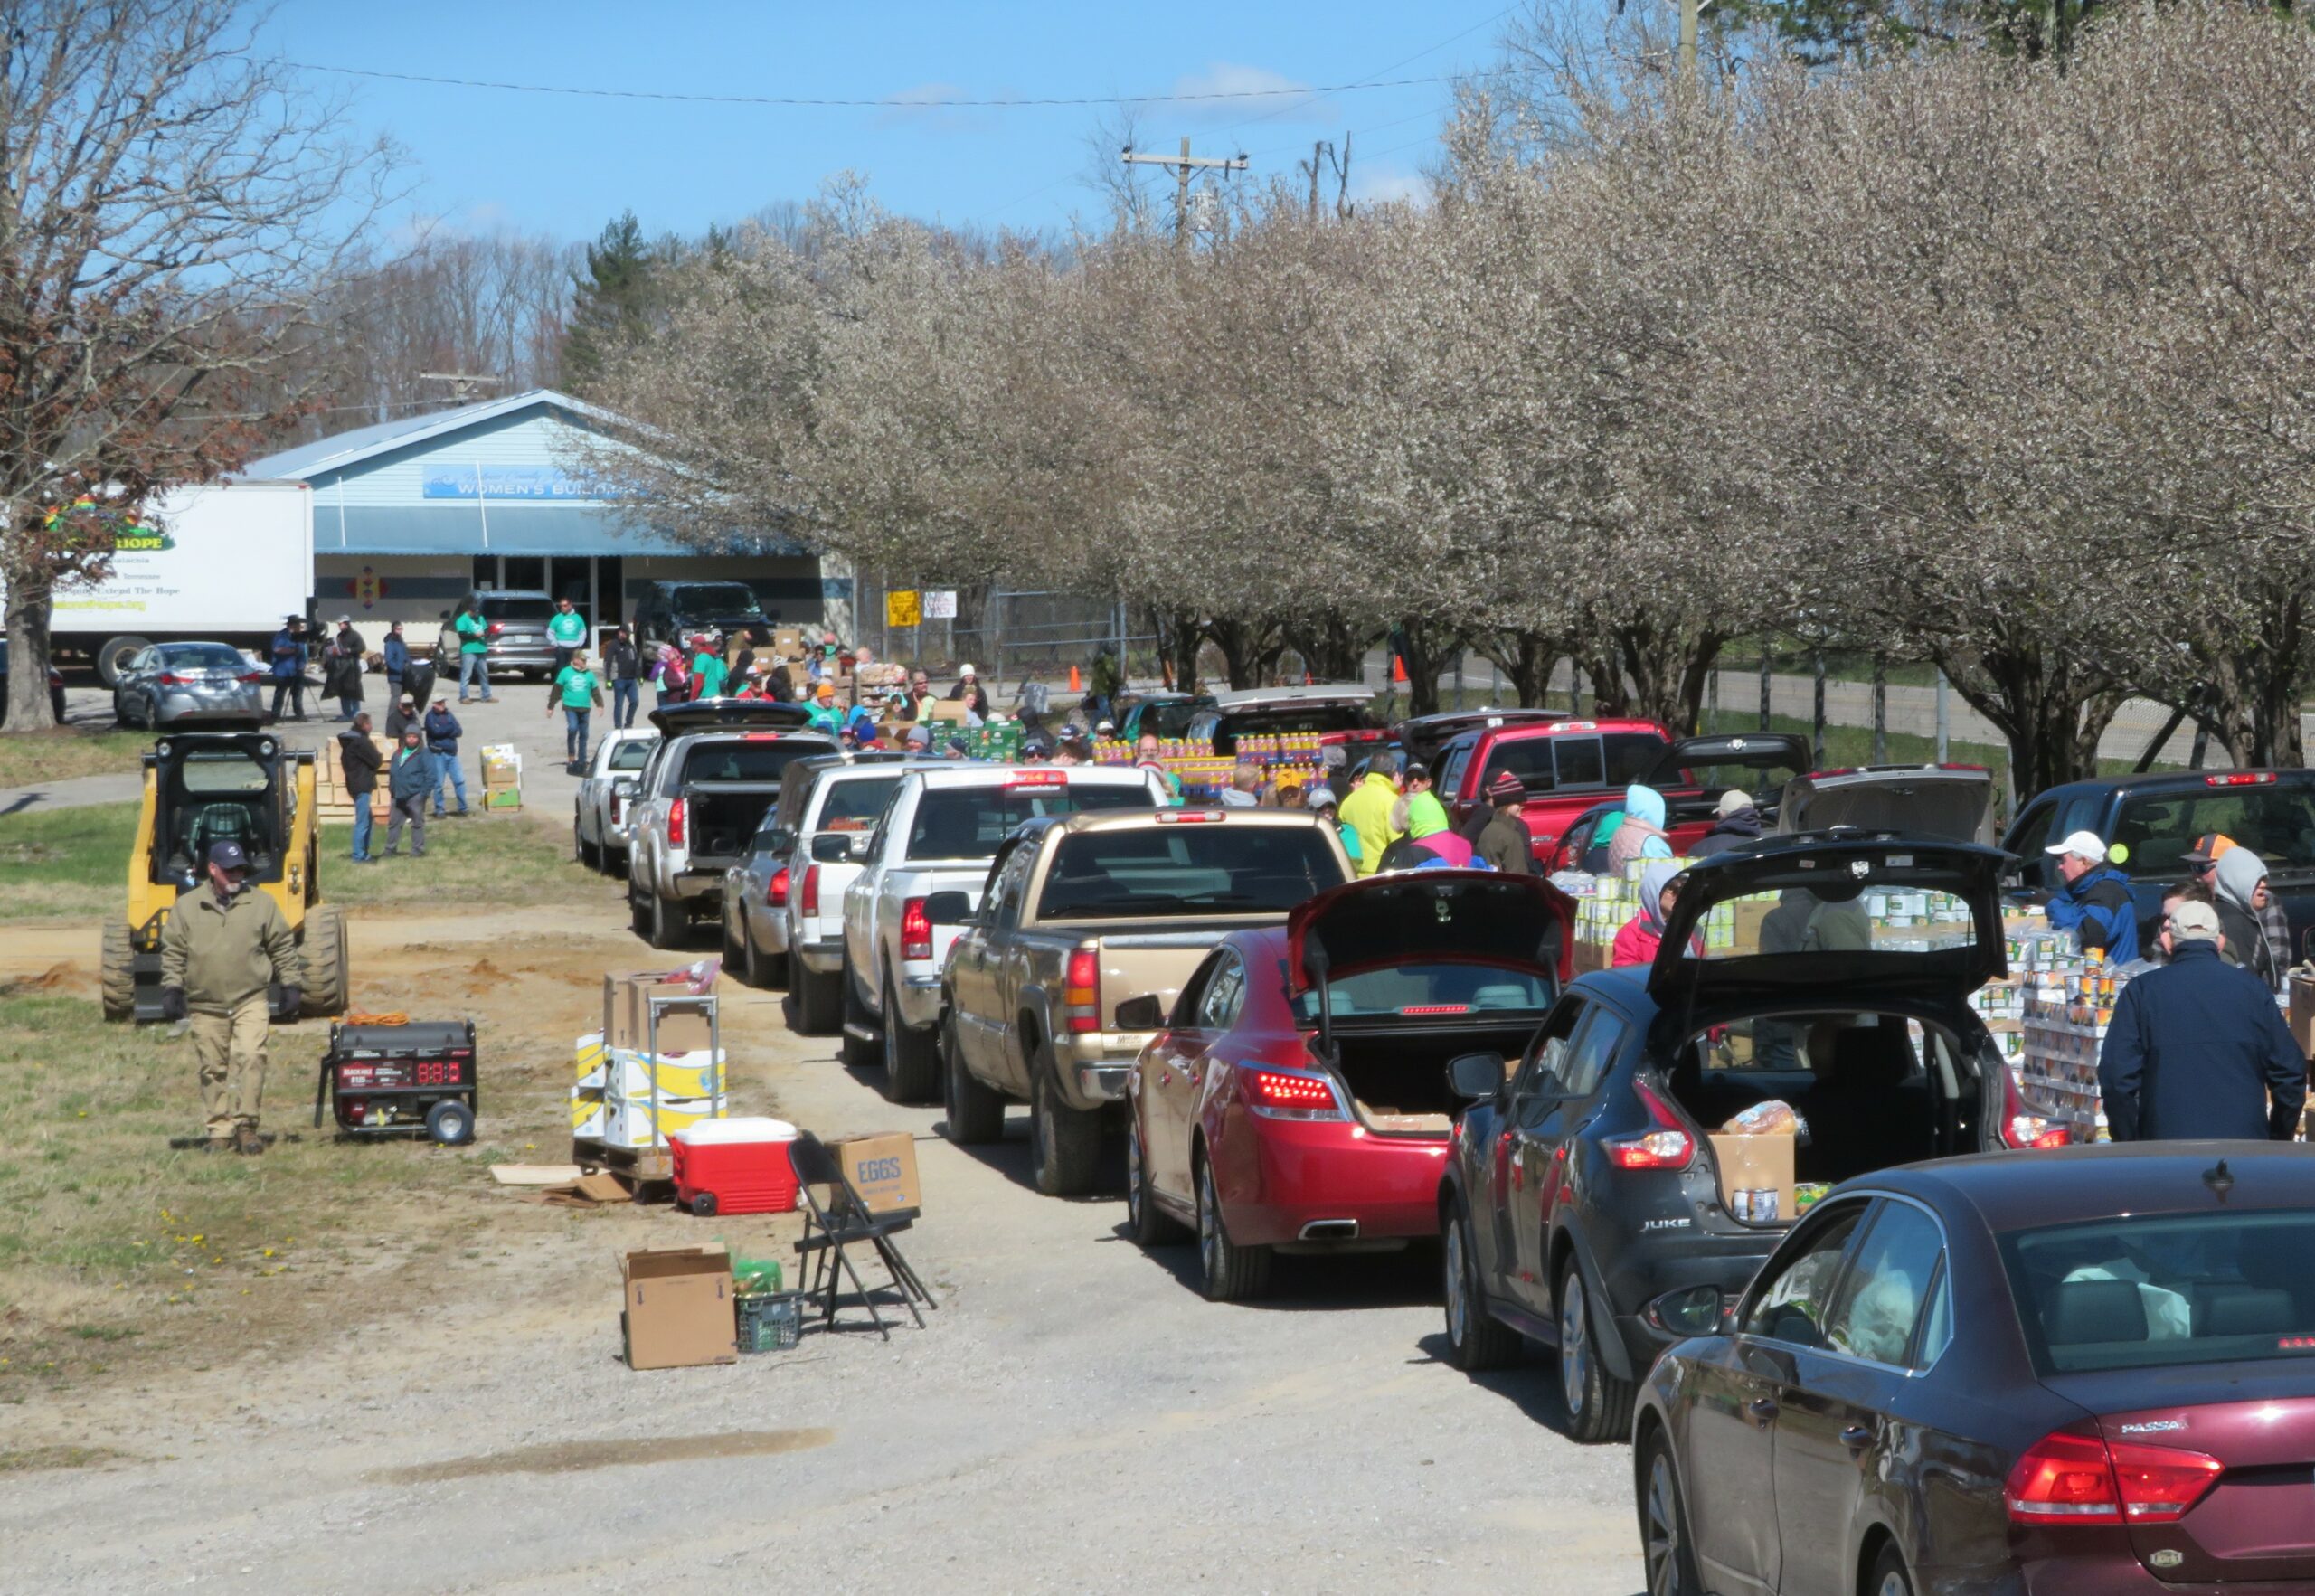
[478,743,522,812]
[314,731,391,822]
[572,960,727,1183]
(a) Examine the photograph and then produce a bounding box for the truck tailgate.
[681,783,782,866]
[1091,929,1242,1015]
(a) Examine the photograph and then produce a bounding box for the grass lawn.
[0,802,595,923]
[0,726,153,788]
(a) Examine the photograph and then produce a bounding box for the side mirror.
[921,891,973,926]
[1114,993,1167,1031]
[1448,1051,1507,1100]
[809,833,851,863]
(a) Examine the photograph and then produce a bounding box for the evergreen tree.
[562,211,657,393]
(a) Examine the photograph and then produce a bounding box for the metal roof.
[241,389,622,483]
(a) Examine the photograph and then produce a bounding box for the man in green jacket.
[547,596,588,674]
[159,842,302,1154]
[1339,751,1404,877]
[452,596,496,704]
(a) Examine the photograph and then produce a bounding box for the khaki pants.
[190,993,270,1137]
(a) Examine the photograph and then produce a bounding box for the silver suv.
[434,590,562,681]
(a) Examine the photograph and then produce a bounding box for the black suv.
[630,580,772,651]
[1434,832,2035,1441]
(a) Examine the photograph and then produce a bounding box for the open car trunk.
[683,785,780,864]
[1330,1021,1541,1135]
[1660,1007,1996,1224]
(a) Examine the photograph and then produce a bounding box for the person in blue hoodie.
[2044,829,2139,963]
[381,622,411,696]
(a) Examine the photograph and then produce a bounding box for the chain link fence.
[846,573,1157,704]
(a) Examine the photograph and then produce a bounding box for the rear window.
[814,775,902,831]
[607,741,654,773]
[1037,825,1344,918]
[1678,885,1979,959]
[1220,704,1373,737]
[669,583,764,618]
[1293,963,1554,1022]
[159,645,250,670]
[1134,700,1204,740]
[905,784,1153,862]
[679,739,823,784]
[2003,1211,2315,1374]
[1604,732,1669,787]
[2111,782,2315,882]
[480,596,554,621]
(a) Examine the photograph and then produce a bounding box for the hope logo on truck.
[44,498,167,550]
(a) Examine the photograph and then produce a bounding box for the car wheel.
[1639,1433,1704,1596]
[794,962,841,1035]
[1557,1260,1636,1444]
[576,819,600,871]
[646,888,683,950]
[882,974,941,1103]
[1126,1106,1186,1246]
[1869,1544,1915,1596]
[1194,1150,1270,1300]
[1443,1204,1522,1372]
[1028,1049,1101,1198]
[942,1009,1005,1144]
[838,958,879,1068]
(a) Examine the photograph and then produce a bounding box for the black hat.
[207,840,249,872]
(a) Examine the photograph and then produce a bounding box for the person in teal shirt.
[547,597,587,674]
[548,652,604,770]
[689,636,730,700]
[452,596,494,703]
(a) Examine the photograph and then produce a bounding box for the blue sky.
[259,2,1511,247]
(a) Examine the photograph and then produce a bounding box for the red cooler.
[670,1118,799,1218]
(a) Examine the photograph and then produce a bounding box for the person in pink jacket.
[1612,860,1687,968]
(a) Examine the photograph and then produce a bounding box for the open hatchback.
[648,698,816,735]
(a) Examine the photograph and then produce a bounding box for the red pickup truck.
[1433,723,1814,864]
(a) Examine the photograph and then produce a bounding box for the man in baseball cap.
[1692,786,1764,859]
[2098,895,2305,1143]
[157,840,302,1153]
[2043,828,2139,962]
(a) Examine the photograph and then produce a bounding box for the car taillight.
[157,672,187,686]
[241,669,266,684]
[1006,770,1066,787]
[769,866,789,909]
[1606,1080,1695,1170]
[2007,1425,2224,1525]
[1155,810,1221,824]
[902,897,933,961]
[2205,772,2276,786]
[487,621,504,637]
[1064,948,1101,1034]
[667,798,685,846]
[799,864,820,915]
[1239,1064,1346,1119]
[2000,1066,2070,1149]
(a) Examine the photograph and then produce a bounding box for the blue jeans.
[612,677,639,729]
[458,652,491,699]
[350,792,373,860]
[432,751,468,815]
[337,695,361,720]
[564,706,591,765]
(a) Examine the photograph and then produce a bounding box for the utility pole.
[1121,137,1249,248]
[1300,140,1328,220]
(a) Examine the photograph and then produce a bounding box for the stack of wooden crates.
[312,732,391,823]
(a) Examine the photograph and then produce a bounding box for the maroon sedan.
[1124,870,1567,1300]
[1634,1144,2315,1596]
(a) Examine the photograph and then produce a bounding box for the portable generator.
[312,1020,478,1145]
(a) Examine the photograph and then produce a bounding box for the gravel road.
[4,933,1645,1594]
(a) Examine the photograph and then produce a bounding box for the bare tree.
[0,0,392,730]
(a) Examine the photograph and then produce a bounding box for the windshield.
[606,741,655,773]
[481,596,554,622]
[2112,782,2315,882]
[1220,704,1372,737]
[679,739,825,784]
[905,785,1153,862]
[1292,962,1555,1022]
[158,645,250,671]
[1670,885,1980,959]
[669,583,765,619]
[2004,1210,2315,1374]
[815,775,902,831]
[1132,700,1204,740]
[1038,826,1343,918]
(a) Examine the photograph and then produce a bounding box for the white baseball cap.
[2045,829,2107,864]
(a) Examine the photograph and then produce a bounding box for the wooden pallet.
[572,1137,673,1185]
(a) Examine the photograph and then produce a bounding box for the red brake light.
[1238,1064,1345,1119]
[1606,1080,1695,1170]
[2007,1426,2223,1525]
[902,897,933,961]
[2000,1066,2070,1149]
[769,866,789,909]
[1401,1004,1472,1015]
[2205,772,2276,787]
[1006,769,1066,787]
[742,732,780,741]
[800,864,819,916]
[157,672,187,686]
[487,621,504,636]
[1155,810,1222,824]
[667,798,686,847]
[241,669,266,684]
[1064,948,1100,1033]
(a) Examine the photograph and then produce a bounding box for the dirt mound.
[0,961,84,996]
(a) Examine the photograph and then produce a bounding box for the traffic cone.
[1392,654,1408,685]
[1069,664,1082,693]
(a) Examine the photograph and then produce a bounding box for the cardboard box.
[772,628,803,657]
[835,1132,921,1215]
[1726,899,1779,958]
[2291,970,2315,1060]
[1709,1131,1796,1223]
[602,1094,723,1148]
[571,1086,607,1139]
[575,1032,725,1096]
[620,1246,738,1370]
[928,699,969,724]
[602,973,713,1053]
[1572,940,1611,976]
[482,787,523,811]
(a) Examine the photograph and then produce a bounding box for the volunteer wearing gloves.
[158,841,302,1155]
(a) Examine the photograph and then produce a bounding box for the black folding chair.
[790,1131,937,1339]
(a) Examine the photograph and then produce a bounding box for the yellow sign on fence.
[886,590,921,628]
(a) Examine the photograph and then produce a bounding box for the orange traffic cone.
[1069,664,1082,692]
[1392,654,1408,685]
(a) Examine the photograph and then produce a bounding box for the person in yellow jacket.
[1338,751,1405,876]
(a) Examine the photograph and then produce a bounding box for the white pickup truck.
[774,753,928,1029]
[573,727,658,874]
[839,764,1167,1093]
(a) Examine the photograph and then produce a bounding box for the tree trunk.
[1283,610,1374,685]
[1154,609,1201,697]
[3,554,60,732]
[1469,627,1563,709]
[1614,614,1730,734]
[1394,619,1462,719]
[1206,615,1290,692]
[1935,637,2125,798]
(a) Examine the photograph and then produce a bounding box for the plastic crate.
[737,1290,803,1354]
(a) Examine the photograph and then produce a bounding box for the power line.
[286,60,1451,109]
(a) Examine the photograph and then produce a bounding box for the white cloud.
[1348,165,1430,210]
[877,82,1001,134]
[1143,62,1329,127]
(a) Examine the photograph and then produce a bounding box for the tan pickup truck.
[930,807,1353,1197]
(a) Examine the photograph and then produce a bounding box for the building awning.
[312,505,805,558]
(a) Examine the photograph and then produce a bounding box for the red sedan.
[1124,871,1568,1300]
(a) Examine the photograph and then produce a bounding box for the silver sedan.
[112,642,268,729]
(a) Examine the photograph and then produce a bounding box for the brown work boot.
[206,1135,235,1154]
[232,1125,265,1156]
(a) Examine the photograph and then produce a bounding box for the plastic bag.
[1724,1099,1807,1138]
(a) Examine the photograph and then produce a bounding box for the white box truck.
[45,480,315,683]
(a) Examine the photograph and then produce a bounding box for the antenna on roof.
[2203,1158,2235,1199]
[417,373,507,405]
